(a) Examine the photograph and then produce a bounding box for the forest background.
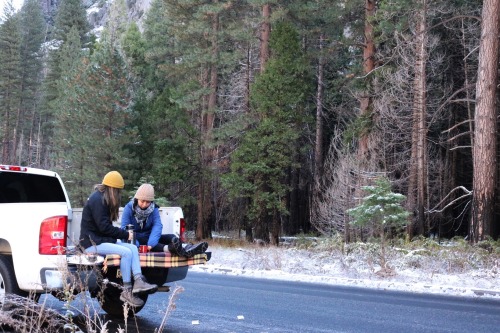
[0,0,499,247]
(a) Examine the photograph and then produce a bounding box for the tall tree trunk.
[13,107,21,163]
[259,4,270,72]
[270,208,280,246]
[196,2,219,240]
[197,62,210,240]
[2,108,12,163]
[313,33,325,200]
[471,0,500,243]
[245,45,252,113]
[407,1,429,238]
[287,165,300,234]
[358,0,376,160]
[351,0,376,242]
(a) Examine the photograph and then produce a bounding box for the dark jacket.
[120,200,163,247]
[79,190,129,249]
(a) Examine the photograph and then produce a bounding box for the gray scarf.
[134,202,155,229]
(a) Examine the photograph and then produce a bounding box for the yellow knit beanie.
[134,184,155,201]
[102,171,125,189]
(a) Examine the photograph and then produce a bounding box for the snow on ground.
[190,242,500,299]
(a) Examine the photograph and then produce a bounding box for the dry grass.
[0,258,182,333]
[0,294,74,332]
[203,236,248,248]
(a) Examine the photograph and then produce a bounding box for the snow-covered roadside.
[190,244,500,299]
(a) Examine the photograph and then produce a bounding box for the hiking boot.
[132,276,158,294]
[185,242,209,257]
[120,289,144,307]
[168,237,190,257]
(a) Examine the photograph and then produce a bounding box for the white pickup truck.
[0,165,209,317]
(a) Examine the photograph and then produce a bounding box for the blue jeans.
[84,242,141,284]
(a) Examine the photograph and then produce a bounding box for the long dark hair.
[95,184,122,221]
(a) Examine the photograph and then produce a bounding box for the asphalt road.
[38,271,500,333]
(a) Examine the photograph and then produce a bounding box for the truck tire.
[100,283,148,318]
[0,255,30,299]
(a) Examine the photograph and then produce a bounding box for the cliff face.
[86,0,151,34]
[39,0,151,37]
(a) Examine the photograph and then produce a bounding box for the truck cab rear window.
[0,172,66,203]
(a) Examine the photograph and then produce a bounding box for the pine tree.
[154,0,247,239]
[51,25,86,204]
[41,0,90,170]
[53,0,90,44]
[17,0,46,165]
[0,0,21,164]
[141,0,175,91]
[121,22,147,83]
[74,38,131,205]
[123,0,199,204]
[51,23,132,206]
[347,177,409,267]
[223,21,311,244]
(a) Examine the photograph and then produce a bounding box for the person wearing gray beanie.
[121,183,208,257]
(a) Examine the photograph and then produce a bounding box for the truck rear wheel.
[100,283,148,318]
[0,255,30,300]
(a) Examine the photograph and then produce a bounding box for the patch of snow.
[191,244,500,299]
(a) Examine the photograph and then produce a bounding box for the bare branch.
[427,186,472,214]
[442,119,474,134]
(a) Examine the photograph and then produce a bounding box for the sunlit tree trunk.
[407,0,428,238]
[358,0,376,160]
[471,0,500,243]
[313,33,325,200]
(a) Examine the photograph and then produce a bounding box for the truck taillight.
[180,218,186,242]
[39,216,67,255]
[0,165,27,171]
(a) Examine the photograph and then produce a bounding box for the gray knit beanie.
[134,184,155,201]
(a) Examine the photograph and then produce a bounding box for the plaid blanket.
[103,252,208,269]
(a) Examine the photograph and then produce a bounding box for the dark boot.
[120,288,144,307]
[184,242,209,257]
[167,237,190,257]
[132,276,158,294]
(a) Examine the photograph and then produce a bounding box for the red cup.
[139,245,149,253]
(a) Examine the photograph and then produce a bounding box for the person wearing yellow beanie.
[79,172,157,308]
[121,183,208,257]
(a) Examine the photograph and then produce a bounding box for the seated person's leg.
[150,242,166,252]
[85,243,134,284]
[185,242,209,256]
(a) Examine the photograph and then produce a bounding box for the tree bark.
[471,0,500,243]
[2,108,12,163]
[407,1,428,238]
[358,0,376,160]
[196,2,219,240]
[313,33,325,200]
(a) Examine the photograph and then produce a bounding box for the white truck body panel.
[0,202,70,291]
[0,166,72,292]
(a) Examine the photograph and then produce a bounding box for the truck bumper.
[165,266,188,282]
[40,265,100,293]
